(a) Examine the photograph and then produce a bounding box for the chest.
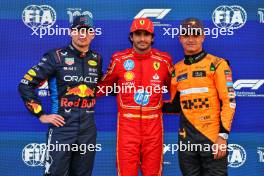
[55,54,99,86]
[119,58,168,86]
[176,62,215,89]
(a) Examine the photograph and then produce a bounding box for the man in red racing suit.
[98,18,173,175]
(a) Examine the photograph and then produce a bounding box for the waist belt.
[123,113,160,119]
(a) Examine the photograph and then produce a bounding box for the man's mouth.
[78,38,87,42]
[187,44,196,46]
[138,42,148,46]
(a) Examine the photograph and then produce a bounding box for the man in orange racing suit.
[98,18,173,175]
[162,18,236,176]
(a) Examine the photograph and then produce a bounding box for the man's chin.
[76,42,89,47]
[186,47,197,52]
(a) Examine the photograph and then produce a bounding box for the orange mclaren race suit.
[98,48,173,176]
[163,51,236,176]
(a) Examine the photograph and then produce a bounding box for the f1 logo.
[134,9,171,19]
[233,79,264,90]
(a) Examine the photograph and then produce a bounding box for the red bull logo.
[66,84,94,97]
[26,100,42,113]
[61,98,96,109]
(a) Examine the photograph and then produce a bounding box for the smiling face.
[130,30,153,53]
[179,33,205,55]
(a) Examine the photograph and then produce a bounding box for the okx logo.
[212,5,247,29]
[22,5,56,30]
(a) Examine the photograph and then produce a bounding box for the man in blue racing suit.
[18,15,103,176]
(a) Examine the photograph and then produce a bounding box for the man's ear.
[130,35,133,42]
[70,28,77,37]
[88,28,96,39]
[201,34,205,43]
[178,35,182,43]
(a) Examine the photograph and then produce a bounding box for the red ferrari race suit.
[98,48,173,176]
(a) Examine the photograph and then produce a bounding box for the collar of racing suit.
[68,43,91,58]
[132,48,152,59]
[184,50,207,65]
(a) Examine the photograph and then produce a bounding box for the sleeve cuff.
[219,120,230,134]
[35,111,44,118]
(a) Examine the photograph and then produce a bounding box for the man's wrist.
[218,133,229,140]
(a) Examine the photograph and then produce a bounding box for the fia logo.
[228,144,247,168]
[212,5,247,29]
[22,143,49,167]
[22,5,56,30]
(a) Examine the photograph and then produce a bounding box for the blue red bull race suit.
[18,44,103,176]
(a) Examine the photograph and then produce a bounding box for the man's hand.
[39,114,65,127]
[213,136,227,160]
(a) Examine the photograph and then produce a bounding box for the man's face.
[130,30,153,51]
[71,27,95,47]
[179,33,205,55]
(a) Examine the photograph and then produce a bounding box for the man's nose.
[80,33,86,38]
[140,35,145,41]
[187,35,194,42]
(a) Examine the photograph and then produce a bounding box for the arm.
[96,56,119,96]
[162,65,181,114]
[215,59,236,134]
[213,59,236,159]
[162,91,181,114]
[18,53,56,117]
[97,54,104,82]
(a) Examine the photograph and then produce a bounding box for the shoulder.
[90,50,103,62]
[43,46,69,63]
[45,46,69,55]
[175,59,184,67]
[205,54,228,67]
[151,48,172,62]
[111,48,133,62]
